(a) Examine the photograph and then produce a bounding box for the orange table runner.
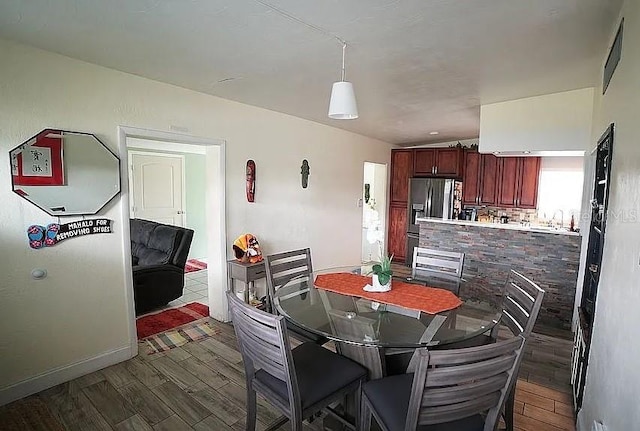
[315,273,462,315]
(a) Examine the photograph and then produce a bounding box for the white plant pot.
[373,274,392,292]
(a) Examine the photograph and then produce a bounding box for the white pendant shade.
[328,81,358,120]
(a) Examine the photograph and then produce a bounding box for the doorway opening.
[118,127,227,354]
[127,141,210,310]
[361,162,388,263]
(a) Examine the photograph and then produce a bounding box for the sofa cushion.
[131,219,181,266]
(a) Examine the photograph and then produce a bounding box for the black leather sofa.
[130,218,194,315]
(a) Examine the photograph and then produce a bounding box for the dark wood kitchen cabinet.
[413,148,463,178]
[497,157,541,209]
[388,204,408,262]
[390,150,413,204]
[462,151,498,206]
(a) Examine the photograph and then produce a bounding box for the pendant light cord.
[253,0,347,46]
[341,43,347,82]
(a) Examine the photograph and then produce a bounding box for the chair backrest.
[497,270,545,338]
[226,291,301,410]
[264,248,313,313]
[412,247,464,280]
[326,310,385,379]
[406,335,525,431]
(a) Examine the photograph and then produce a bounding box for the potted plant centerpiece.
[371,254,393,292]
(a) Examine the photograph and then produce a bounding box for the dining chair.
[412,247,464,279]
[264,248,327,344]
[226,291,367,431]
[411,248,464,294]
[434,269,545,431]
[326,309,386,380]
[360,335,526,431]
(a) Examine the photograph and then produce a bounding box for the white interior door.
[129,152,185,226]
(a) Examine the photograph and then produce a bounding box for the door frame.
[361,161,389,262]
[127,150,187,226]
[118,126,227,354]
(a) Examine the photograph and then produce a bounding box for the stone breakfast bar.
[417,218,581,332]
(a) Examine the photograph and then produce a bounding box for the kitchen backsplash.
[462,205,538,224]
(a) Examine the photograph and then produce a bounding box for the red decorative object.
[246,159,256,202]
[12,129,64,186]
[136,302,209,338]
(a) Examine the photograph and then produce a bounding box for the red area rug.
[185,258,207,273]
[136,302,209,339]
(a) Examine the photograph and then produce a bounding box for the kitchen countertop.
[416,217,580,236]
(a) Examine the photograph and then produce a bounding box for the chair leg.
[246,386,257,431]
[291,417,304,431]
[504,386,515,431]
[354,382,362,431]
[360,395,372,431]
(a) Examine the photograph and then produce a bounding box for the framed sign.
[11,129,65,186]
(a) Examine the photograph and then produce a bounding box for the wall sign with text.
[27,219,113,249]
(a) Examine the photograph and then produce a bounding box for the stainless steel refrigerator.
[406,178,455,266]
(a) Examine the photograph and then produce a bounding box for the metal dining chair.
[360,335,526,431]
[226,291,367,431]
[264,248,327,344]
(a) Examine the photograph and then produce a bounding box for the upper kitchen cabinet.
[413,148,463,178]
[497,157,541,209]
[462,151,498,206]
[390,150,414,204]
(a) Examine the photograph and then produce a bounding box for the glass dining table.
[273,262,511,351]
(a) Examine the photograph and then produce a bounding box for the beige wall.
[578,0,640,430]
[479,88,594,155]
[0,39,391,399]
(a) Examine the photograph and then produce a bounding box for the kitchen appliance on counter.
[406,178,456,266]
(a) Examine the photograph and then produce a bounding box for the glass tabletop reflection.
[273,263,510,349]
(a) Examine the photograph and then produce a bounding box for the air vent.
[603,19,623,94]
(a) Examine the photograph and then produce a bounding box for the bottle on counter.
[570,214,575,231]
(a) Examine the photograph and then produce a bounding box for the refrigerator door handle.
[427,186,433,216]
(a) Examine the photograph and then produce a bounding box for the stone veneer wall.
[419,221,581,331]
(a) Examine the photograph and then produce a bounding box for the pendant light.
[328,43,359,120]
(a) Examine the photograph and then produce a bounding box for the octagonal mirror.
[10,129,120,215]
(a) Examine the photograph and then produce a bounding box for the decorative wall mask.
[10,129,120,216]
[27,218,113,249]
[246,159,256,202]
[301,159,310,189]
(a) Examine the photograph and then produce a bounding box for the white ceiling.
[0,0,622,144]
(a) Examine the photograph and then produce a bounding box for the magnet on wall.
[246,160,256,202]
[301,159,310,189]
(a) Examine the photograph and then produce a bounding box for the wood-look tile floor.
[0,317,575,431]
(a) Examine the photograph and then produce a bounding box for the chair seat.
[287,320,328,345]
[363,373,485,431]
[255,342,366,410]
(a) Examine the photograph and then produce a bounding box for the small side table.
[227,259,267,304]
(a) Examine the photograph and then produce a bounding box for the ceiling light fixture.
[328,42,358,120]
[253,0,358,120]
[429,131,439,135]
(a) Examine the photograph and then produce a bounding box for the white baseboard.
[0,345,133,406]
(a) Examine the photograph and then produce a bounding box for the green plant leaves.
[377,273,391,285]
